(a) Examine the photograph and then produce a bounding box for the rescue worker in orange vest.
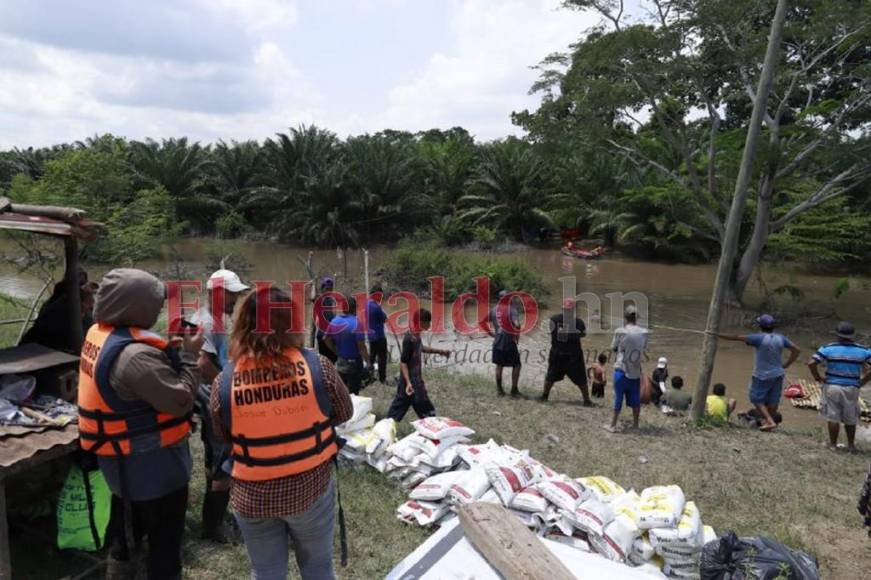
[77,269,203,580]
[211,286,352,580]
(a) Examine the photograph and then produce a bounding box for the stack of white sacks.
[336,395,397,473]
[384,416,716,579]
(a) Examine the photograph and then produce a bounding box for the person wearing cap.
[190,268,249,542]
[540,298,592,405]
[717,314,800,431]
[481,290,524,397]
[648,357,669,406]
[606,305,648,432]
[312,277,338,363]
[366,284,389,383]
[808,321,871,451]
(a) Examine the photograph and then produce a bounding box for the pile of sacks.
[336,395,396,473]
[386,416,716,579]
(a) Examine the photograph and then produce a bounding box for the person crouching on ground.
[706,383,737,423]
[387,308,450,421]
[587,352,608,399]
[211,286,352,579]
[808,321,871,452]
[77,269,204,580]
[606,306,648,432]
[661,376,692,414]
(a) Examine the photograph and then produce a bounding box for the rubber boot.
[201,490,231,543]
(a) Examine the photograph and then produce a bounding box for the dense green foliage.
[381,235,547,301]
[0,0,867,292]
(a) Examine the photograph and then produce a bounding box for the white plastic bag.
[447,468,490,505]
[589,513,639,562]
[397,500,449,526]
[412,417,475,440]
[459,439,502,467]
[571,498,615,536]
[510,485,549,513]
[409,471,467,501]
[485,463,532,506]
[539,478,589,512]
[367,418,397,455]
[577,476,625,503]
[637,485,686,530]
[409,435,470,458]
[649,501,702,547]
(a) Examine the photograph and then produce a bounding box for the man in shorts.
[606,306,648,432]
[539,298,592,406]
[481,290,523,397]
[808,321,871,452]
[717,314,801,431]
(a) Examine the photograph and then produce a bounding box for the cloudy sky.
[0,0,598,148]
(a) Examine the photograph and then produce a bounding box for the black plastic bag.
[700,531,820,580]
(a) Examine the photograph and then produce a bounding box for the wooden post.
[0,479,10,580]
[691,0,789,420]
[458,502,575,580]
[64,238,83,353]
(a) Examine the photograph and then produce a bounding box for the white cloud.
[373,0,596,140]
[0,0,597,147]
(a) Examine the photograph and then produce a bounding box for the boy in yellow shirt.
[706,383,737,423]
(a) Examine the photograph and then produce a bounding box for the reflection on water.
[2,238,869,428]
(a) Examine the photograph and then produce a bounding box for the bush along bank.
[380,235,548,302]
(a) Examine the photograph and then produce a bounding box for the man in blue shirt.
[808,321,871,452]
[366,284,389,384]
[717,314,801,431]
[324,296,369,394]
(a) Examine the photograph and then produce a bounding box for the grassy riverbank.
[185,370,868,579]
[8,369,869,578]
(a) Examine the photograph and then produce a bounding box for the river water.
[2,238,869,428]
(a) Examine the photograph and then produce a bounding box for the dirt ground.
[9,369,870,579]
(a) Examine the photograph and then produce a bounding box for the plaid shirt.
[210,353,352,519]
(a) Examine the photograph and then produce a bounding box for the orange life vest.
[77,324,192,456]
[218,347,337,481]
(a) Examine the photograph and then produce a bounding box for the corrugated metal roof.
[0,213,103,240]
[0,424,77,473]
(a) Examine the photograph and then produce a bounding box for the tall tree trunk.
[732,176,775,304]
[690,0,789,421]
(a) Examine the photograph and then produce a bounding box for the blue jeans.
[235,479,336,580]
[749,375,783,407]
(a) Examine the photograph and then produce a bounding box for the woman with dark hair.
[210,286,352,579]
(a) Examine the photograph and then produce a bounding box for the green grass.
[7,366,869,578]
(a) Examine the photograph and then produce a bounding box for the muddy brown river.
[2,239,869,431]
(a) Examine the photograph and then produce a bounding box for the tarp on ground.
[386,517,666,580]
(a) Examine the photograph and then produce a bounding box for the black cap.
[835,321,855,339]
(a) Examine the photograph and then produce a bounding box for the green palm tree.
[211,140,267,205]
[458,139,553,240]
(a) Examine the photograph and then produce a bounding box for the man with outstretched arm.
[716,314,800,431]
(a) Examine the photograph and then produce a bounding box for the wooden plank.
[0,343,79,375]
[458,502,575,580]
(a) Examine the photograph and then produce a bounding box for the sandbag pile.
[385,416,719,578]
[336,395,396,472]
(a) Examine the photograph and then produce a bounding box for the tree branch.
[770,165,871,231]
